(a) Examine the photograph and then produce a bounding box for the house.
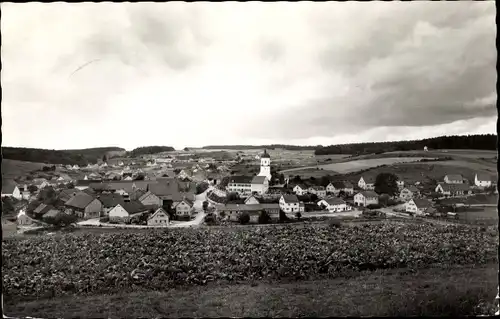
[250,176,269,195]
[358,177,375,190]
[17,185,31,200]
[147,207,170,226]
[444,174,464,184]
[98,194,126,216]
[399,185,420,202]
[64,193,102,219]
[292,184,308,196]
[33,203,55,219]
[175,198,194,217]
[279,194,303,213]
[435,183,471,197]
[326,181,354,196]
[227,176,254,196]
[354,191,379,207]
[138,191,162,209]
[58,189,82,202]
[317,197,351,213]
[17,209,33,226]
[308,186,326,198]
[124,176,133,181]
[244,195,261,205]
[108,201,148,223]
[2,183,21,200]
[405,198,434,216]
[475,173,493,188]
[217,203,280,222]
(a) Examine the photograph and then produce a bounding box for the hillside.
[314,134,497,155]
[202,144,319,151]
[1,146,125,165]
[128,146,175,157]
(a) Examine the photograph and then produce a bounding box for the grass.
[1,159,45,181]
[4,264,498,318]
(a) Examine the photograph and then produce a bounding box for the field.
[1,159,45,181]
[3,222,498,316]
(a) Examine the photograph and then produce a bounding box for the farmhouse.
[147,207,170,226]
[174,198,194,217]
[226,176,253,196]
[435,183,471,197]
[98,194,126,216]
[358,177,375,190]
[65,193,102,219]
[279,194,303,213]
[405,198,434,216]
[217,203,280,222]
[318,197,351,213]
[444,174,464,184]
[326,181,354,196]
[399,185,420,202]
[474,173,493,188]
[308,186,326,198]
[138,191,162,208]
[33,203,56,219]
[293,184,308,196]
[108,201,148,223]
[354,191,379,207]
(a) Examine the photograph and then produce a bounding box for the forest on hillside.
[128,146,176,157]
[1,147,125,165]
[314,134,497,155]
[202,144,320,150]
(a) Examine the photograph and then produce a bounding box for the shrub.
[99,217,109,223]
[328,219,342,228]
[258,210,271,224]
[366,204,382,210]
[239,212,250,225]
[295,212,302,220]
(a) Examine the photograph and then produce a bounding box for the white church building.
[258,150,272,181]
[226,150,271,196]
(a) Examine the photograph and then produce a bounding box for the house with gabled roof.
[279,194,303,213]
[174,198,194,217]
[405,198,434,216]
[138,191,162,209]
[293,184,308,196]
[399,185,420,202]
[358,176,375,190]
[444,174,464,184]
[354,191,379,207]
[317,197,351,212]
[474,173,493,188]
[58,188,82,202]
[33,203,55,219]
[244,195,261,205]
[108,201,148,223]
[251,176,269,195]
[98,193,126,215]
[65,193,102,219]
[308,185,326,199]
[147,207,170,226]
[435,183,471,197]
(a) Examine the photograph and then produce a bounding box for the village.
[2,147,497,232]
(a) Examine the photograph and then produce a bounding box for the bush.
[239,212,250,225]
[295,212,302,220]
[279,210,289,222]
[328,219,342,228]
[99,217,109,223]
[258,210,271,224]
[366,204,382,210]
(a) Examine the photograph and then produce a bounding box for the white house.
[358,177,375,190]
[257,150,272,181]
[308,186,326,199]
[293,184,308,196]
[250,176,269,195]
[399,186,420,202]
[108,201,148,223]
[405,198,433,216]
[326,181,354,196]
[318,197,351,213]
[474,173,492,188]
[147,207,170,226]
[17,209,33,226]
[444,174,464,184]
[279,194,302,213]
[2,184,21,200]
[175,198,194,217]
[354,191,379,207]
[227,176,253,197]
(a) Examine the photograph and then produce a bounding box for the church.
[226,150,271,197]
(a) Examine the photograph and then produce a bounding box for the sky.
[1,2,497,151]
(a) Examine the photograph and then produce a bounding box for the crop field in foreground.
[3,223,497,304]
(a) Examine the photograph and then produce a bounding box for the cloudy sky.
[2,2,497,150]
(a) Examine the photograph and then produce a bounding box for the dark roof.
[309,186,325,191]
[34,203,54,215]
[260,149,271,158]
[322,197,346,205]
[331,181,346,189]
[121,201,148,214]
[438,183,470,192]
[251,176,267,184]
[358,191,378,198]
[228,176,253,184]
[476,173,492,182]
[281,194,299,203]
[43,209,61,219]
[65,193,97,209]
[412,198,433,208]
[445,174,464,181]
[179,198,194,206]
[148,183,176,197]
[98,194,125,208]
[148,207,169,220]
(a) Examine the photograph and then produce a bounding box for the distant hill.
[1,146,125,165]
[202,144,320,151]
[314,134,497,156]
[128,146,176,157]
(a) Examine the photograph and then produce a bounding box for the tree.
[102,154,107,163]
[44,213,78,228]
[134,174,145,181]
[28,185,38,194]
[1,197,15,216]
[278,173,285,184]
[227,192,240,202]
[295,212,302,220]
[202,201,209,212]
[374,173,399,196]
[239,212,250,225]
[196,182,209,195]
[279,209,289,223]
[67,182,75,189]
[320,175,331,187]
[258,210,271,224]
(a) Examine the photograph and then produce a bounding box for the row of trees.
[2,147,125,165]
[314,134,497,155]
[128,146,175,158]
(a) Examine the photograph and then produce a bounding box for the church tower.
[258,149,271,181]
